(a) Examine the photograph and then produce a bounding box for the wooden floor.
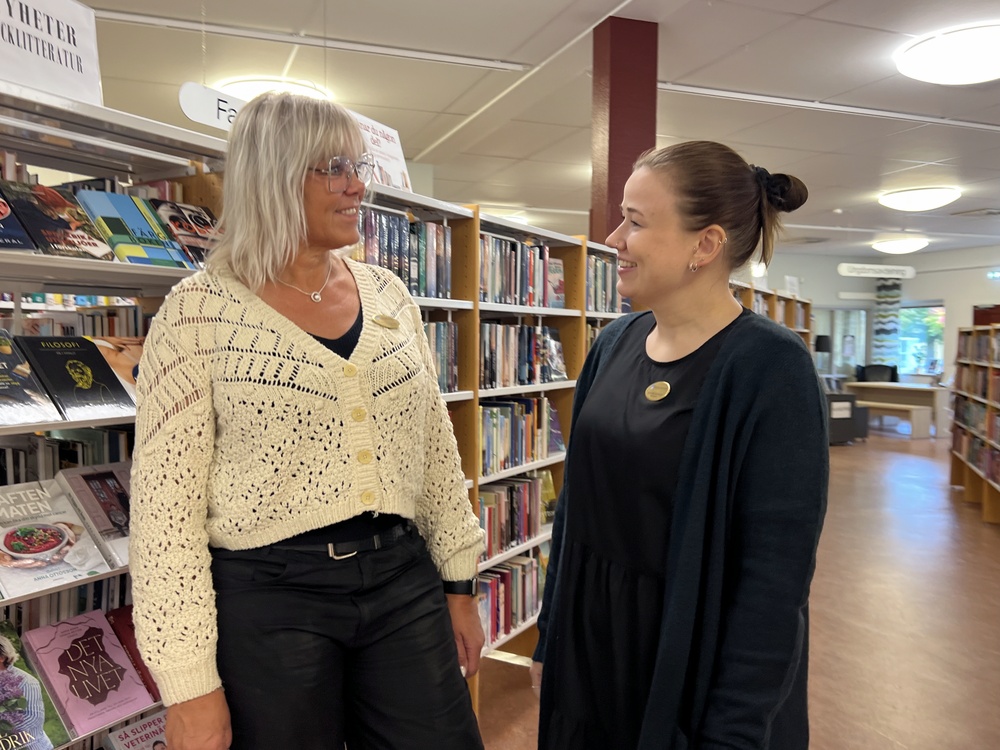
[477,433,1000,749]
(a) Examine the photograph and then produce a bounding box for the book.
[0,480,110,599]
[150,200,219,268]
[104,607,159,704]
[13,337,135,422]
[0,194,36,252]
[0,620,72,749]
[73,191,192,269]
[546,256,565,308]
[547,404,566,453]
[105,707,166,750]
[541,328,568,382]
[55,462,132,569]
[21,610,155,738]
[0,182,114,260]
[0,331,63,428]
[82,337,145,402]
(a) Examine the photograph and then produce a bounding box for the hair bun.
[751,165,808,213]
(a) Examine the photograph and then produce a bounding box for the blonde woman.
[130,93,485,750]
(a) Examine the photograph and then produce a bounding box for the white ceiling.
[87,0,1000,259]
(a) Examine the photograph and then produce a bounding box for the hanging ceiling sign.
[0,0,102,105]
[179,82,243,131]
[837,263,916,279]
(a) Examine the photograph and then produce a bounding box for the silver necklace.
[277,262,333,303]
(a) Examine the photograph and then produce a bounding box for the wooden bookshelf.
[950,325,1000,523]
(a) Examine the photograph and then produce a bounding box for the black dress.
[542,310,747,749]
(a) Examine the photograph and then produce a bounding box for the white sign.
[837,263,916,279]
[349,109,411,192]
[176,84,412,192]
[830,401,852,419]
[0,0,102,105]
[179,82,242,131]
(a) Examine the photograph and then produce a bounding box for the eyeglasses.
[310,153,376,193]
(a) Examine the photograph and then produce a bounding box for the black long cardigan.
[535,311,829,749]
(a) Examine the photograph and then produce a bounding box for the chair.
[855,364,899,383]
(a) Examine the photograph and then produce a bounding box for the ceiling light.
[872,238,929,254]
[894,22,1000,85]
[878,187,961,212]
[214,76,334,102]
[750,261,767,278]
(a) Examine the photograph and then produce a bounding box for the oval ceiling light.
[878,187,961,212]
[894,21,1000,85]
[214,76,334,101]
[872,238,929,254]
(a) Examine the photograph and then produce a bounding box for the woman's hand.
[166,689,232,750]
[446,594,485,678]
[530,661,543,699]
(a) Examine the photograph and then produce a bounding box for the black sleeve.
[698,340,829,748]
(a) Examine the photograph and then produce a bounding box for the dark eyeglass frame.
[310,153,376,193]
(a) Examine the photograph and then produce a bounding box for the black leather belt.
[270,522,411,560]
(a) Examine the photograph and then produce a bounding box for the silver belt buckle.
[327,543,358,561]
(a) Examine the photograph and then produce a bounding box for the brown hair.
[634,141,808,269]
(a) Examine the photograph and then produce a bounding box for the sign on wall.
[178,83,412,192]
[837,263,916,279]
[0,0,102,105]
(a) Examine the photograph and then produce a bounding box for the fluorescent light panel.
[894,22,1000,85]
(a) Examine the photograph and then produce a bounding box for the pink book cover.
[21,611,154,738]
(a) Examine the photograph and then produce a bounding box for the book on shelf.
[105,606,160,704]
[149,199,220,267]
[547,403,566,454]
[21,610,156,738]
[546,257,565,308]
[82,337,145,402]
[0,479,111,599]
[0,182,114,261]
[73,191,193,269]
[541,328,568,382]
[105,706,166,750]
[0,330,63,427]
[55,462,132,569]
[0,192,36,252]
[13,337,135,422]
[0,620,72,749]
[536,468,558,525]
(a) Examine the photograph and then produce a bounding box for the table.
[844,382,950,436]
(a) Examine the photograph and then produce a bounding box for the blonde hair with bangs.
[207,92,366,290]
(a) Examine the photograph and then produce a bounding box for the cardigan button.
[360,490,376,505]
[357,449,374,464]
[343,363,358,377]
[351,407,367,422]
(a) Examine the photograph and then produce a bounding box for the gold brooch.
[373,314,400,329]
[644,381,671,401]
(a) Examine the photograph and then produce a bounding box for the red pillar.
[590,17,658,243]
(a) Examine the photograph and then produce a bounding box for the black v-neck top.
[310,304,364,360]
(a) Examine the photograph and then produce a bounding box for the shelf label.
[837,263,915,279]
[0,0,102,105]
[179,82,242,131]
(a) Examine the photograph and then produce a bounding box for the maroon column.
[590,17,658,243]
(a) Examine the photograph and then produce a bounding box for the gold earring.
[689,261,699,272]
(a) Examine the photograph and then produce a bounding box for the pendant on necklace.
[645,381,671,401]
[310,291,322,303]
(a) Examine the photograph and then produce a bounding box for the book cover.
[13,337,135,422]
[149,198,220,268]
[105,707,166,750]
[0,620,72,749]
[55,462,132,569]
[0,194,36,253]
[546,256,565,309]
[0,331,63,427]
[21,610,154,738]
[542,328,568,383]
[547,405,566,454]
[0,479,110,599]
[104,607,159,704]
[73,191,192,269]
[0,182,114,261]
[82,337,144,402]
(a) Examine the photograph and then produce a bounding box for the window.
[832,309,867,376]
[898,306,945,374]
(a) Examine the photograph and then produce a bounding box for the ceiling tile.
[464,122,580,160]
[430,155,518,183]
[490,160,592,191]
[729,109,916,153]
[657,92,787,140]
[812,0,1000,36]
[528,129,592,165]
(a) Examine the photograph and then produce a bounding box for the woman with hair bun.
[532,141,828,750]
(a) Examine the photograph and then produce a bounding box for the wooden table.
[844,382,950,436]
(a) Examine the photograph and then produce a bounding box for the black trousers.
[210,526,484,750]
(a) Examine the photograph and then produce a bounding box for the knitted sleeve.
[405,301,484,581]
[129,309,222,706]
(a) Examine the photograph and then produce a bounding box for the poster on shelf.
[0,0,102,105]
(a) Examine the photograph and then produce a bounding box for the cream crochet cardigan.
[129,259,484,705]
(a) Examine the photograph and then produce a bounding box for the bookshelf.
[731,280,812,346]
[950,325,1000,524]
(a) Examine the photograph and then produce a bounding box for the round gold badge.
[644,381,671,401]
